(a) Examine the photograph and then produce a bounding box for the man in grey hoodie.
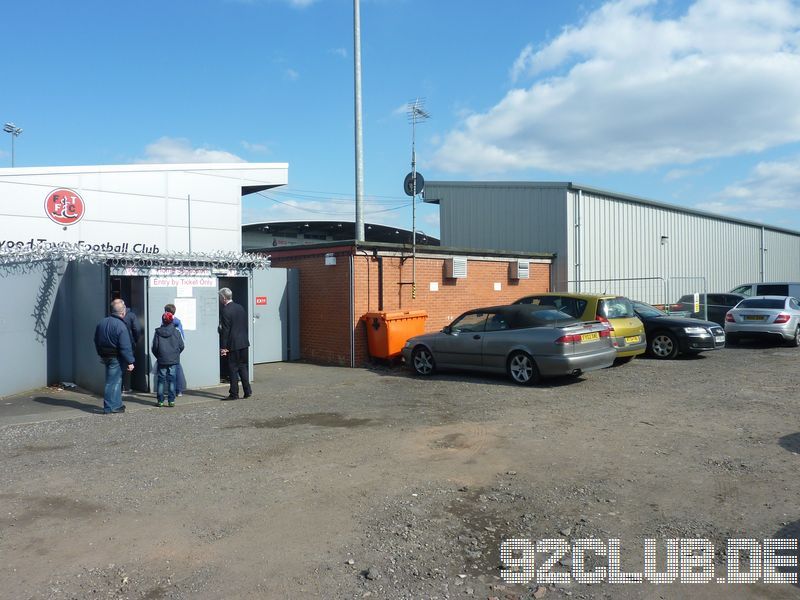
[151,312,185,407]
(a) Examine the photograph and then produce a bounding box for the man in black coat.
[112,298,141,392]
[219,287,252,400]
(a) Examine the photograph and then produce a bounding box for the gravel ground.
[2,340,800,599]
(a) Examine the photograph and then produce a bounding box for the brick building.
[267,241,553,366]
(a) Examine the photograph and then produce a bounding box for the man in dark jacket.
[151,312,185,407]
[94,301,135,414]
[219,287,252,400]
[113,299,141,392]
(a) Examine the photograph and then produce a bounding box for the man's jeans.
[157,364,177,404]
[102,357,124,413]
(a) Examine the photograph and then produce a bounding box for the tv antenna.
[405,98,429,299]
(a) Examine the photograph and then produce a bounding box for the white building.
[0,163,293,398]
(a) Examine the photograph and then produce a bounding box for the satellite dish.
[403,172,424,196]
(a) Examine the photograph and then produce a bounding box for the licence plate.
[744,315,764,321]
[624,336,640,344]
[580,332,600,342]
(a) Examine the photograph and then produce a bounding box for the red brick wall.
[270,248,353,365]
[352,255,550,365]
[270,247,551,366]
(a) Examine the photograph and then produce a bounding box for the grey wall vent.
[509,260,530,280]
[445,257,468,279]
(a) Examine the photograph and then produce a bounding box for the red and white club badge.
[45,188,85,226]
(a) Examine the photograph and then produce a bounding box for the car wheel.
[649,331,679,359]
[507,351,540,386]
[411,346,435,376]
[789,327,800,348]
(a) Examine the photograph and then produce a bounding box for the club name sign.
[2,187,166,255]
[0,238,161,254]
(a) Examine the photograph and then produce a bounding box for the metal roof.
[242,220,440,245]
[423,181,800,237]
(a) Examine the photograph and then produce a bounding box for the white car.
[724,296,800,347]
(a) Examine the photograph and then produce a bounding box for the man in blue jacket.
[94,301,135,414]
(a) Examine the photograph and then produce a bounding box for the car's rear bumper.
[725,322,796,340]
[612,335,647,357]
[536,347,617,376]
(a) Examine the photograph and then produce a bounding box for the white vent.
[509,260,530,280]
[445,257,468,279]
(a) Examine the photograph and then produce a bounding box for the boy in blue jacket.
[151,312,185,407]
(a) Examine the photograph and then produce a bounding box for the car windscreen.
[598,297,635,319]
[632,302,665,318]
[737,298,785,309]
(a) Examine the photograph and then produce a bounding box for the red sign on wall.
[45,188,85,226]
[255,296,267,306]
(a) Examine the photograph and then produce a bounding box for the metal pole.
[353,0,365,243]
[411,116,417,299]
[187,194,192,255]
[10,134,15,167]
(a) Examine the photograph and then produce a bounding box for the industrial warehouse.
[424,181,800,303]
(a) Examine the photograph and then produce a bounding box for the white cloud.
[421,210,440,233]
[287,0,316,6]
[138,137,245,164]
[285,68,300,81]
[663,164,711,181]
[433,0,800,174]
[330,47,348,58]
[241,140,270,154]
[697,156,800,214]
[245,193,413,226]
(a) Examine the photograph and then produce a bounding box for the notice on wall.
[150,276,216,288]
[176,285,193,298]
[429,282,439,292]
[173,298,197,331]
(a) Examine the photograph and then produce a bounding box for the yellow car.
[513,293,646,361]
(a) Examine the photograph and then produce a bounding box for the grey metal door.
[147,283,221,392]
[252,267,299,363]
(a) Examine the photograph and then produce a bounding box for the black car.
[668,293,745,326]
[632,301,726,359]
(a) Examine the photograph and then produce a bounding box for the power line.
[258,193,411,215]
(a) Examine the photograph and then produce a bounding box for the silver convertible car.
[401,304,617,385]
[724,295,800,346]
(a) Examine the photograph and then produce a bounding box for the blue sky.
[2,0,800,236]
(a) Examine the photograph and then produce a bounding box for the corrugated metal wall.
[573,189,800,304]
[426,182,800,306]
[764,229,800,282]
[425,182,569,286]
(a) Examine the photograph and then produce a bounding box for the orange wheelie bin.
[363,310,428,359]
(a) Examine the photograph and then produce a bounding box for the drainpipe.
[377,254,384,311]
[760,226,765,282]
[349,253,356,367]
[574,189,582,292]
